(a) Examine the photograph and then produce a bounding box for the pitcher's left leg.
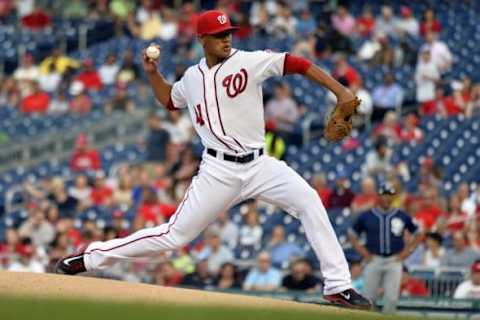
[243,156,351,295]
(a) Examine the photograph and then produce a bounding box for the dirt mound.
[0,272,343,313]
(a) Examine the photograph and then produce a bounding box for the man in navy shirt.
[348,182,423,314]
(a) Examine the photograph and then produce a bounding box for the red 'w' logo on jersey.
[194,104,205,126]
[222,69,248,98]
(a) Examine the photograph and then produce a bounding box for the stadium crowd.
[1,0,480,301]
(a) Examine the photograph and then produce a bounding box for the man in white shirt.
[13,54,40,82]
[415,48,440,104]
[395,7,419,37]
[265,82,300,134]
[99,53,120,85]
[420,32,453,74]
[454,260,480,299]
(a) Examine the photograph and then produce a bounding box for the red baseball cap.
[197,10,237,36]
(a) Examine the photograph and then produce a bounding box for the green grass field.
[0,295,420,320]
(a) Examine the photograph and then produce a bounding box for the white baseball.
[146,45,160,60]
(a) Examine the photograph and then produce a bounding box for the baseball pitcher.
[56,10,369,310]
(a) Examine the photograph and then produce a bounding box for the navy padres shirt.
[349,208,418,256]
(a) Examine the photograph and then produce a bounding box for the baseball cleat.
[55,249,87,275]
[323,288,372,310]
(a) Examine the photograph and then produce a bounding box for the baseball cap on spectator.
[472,260,480,273]
[112,209,124,219]
[196,10,237,36]
[378,182,396,195]
[400,7,412,17]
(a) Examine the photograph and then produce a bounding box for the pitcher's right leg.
[60,163,241,273]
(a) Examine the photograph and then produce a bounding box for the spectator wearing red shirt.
[311,174,332,208]
[400,267,429,297]
[69,133,102,172]
[351,176,378,214]
[177,2,199,39]
[69,81,93,113]
[330,172,355,209]
[75,58,102,91]
[356,6,375,38]
[154,261,184,286]
[20,81,50,114]
[440,194,468,234]
[415,188,444,230]
[21,8,51,30]
[332,54,361,87]
[136,188,176,229]
[400,114,423,143]
[90,171,113,206]
[420,9,441,37]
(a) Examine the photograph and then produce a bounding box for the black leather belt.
[207,148,263,164]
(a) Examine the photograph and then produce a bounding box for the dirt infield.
[0,271,342,312]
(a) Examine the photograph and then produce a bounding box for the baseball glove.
[324,97,361,142]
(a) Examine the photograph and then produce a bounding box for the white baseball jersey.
[170,49,286,153]
[83,48,353,296]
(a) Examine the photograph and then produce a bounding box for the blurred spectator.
[265,82,300,136]
[177,2,199,39]
[135,188,175,228]
[90,171,114,207]
[69,133,101,173]
[243,251,282,292]
[40,48,80,76]
[38,63,62,93]
[454,260,480,299]
[7,239,45,273]
[109,0,134,21]
[281,259,319,292]
[0,77,20,106]
[372,74,404,122]
[0,0,14,21]
[196,227,234,274]
[146,112,171,163]
[18,207,55,248]
[21,7,51,30]
[99,53,120,86]
[154,261,183,287]
[296,9,315,37]
[181,259,215,289]
[68,175,92,203]
[331,5,355,38]
[463,185,480,217]
[213,211,239,250]
[266,225,303,268]
[311,174,332,208]
[437,194,468,235]
[20,81,50,114]
[420,32,453,74]
[466,84,480,118]
[357,32,394,67]
[395,7,419,37]
[172,248,195,275]
[113,174,134,207]
[400,267,429,297]
[441,232,480,269]
[351,83,373,127]
[415,187,444,230]
[350,260,365,293]
[88,0,112,20]
[105,83,134,113]
[14,54,39,83]
[356,6,375,38]
[75,58,102,91]
[239,209,263,248]
[69,81,93,114]
[271,1,297,37]
[400,114,423,143]
[117,50,140,84]
[215,262,242,289]
[16,0,34,18]
[422,86,460,117]
[421,232,445,268]
[48,91,69,114]
[375,5,398,38]
[49,181,78,219]
[62,0,88,18]
[415,48,440,107]
[329,171,355,209]
[420,9,441,37]
[351,176,378,214]
[128,1,162,40]
[363,138,392,178]
[373,111,401,144]
[332,54,361,88]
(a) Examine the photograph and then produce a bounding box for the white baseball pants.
[84,152,352,295]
